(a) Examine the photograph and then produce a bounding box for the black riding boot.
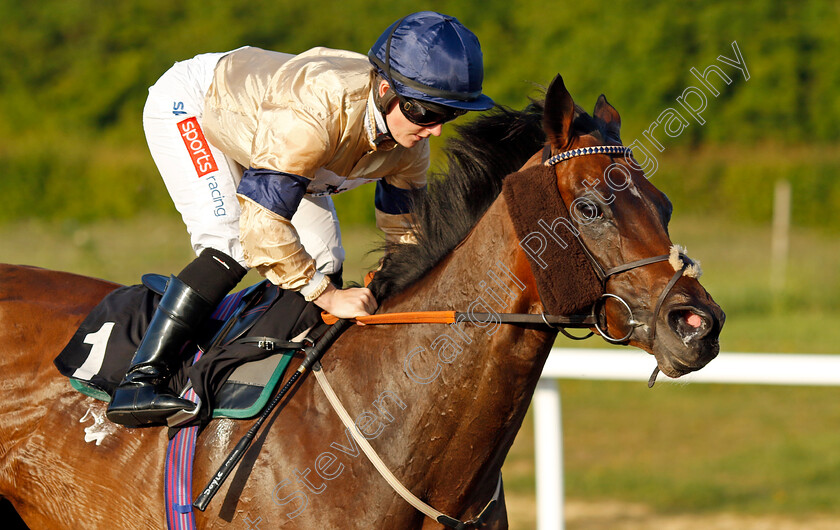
[106,249,247,427]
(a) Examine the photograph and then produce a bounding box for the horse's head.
[539,75,725,378]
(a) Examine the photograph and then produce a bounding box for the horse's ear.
[594,94,622,143]
[543,74,575,149]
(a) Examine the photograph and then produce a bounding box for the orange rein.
[321,310,456,326]
[320,272,595,330]
[321,271,456,326]
[318,271,460,326]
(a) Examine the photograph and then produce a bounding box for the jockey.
[106,11,495,426]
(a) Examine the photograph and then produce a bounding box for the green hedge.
[1,1,838,227]
[655,146,840,232]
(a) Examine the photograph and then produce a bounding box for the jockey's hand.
[313,283,377,320]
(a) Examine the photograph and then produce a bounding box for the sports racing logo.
[178,117,218,177]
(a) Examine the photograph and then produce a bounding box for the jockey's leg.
[106,249,247,426]
[107,53,248,427]
[106,248,246,426]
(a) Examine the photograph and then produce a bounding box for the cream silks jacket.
[201,46,429,296]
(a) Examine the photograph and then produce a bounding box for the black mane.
[368,101,607,301]
[369,103,545,300]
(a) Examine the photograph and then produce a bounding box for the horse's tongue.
[686,312,703,328]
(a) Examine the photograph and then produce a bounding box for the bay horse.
[0,75,723,529]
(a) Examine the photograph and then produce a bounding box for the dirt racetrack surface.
[505,494,840,529]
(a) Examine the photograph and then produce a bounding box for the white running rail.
[534,348,840,530]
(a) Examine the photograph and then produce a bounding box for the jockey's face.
[379,81,444,148]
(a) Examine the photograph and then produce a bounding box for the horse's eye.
[575,200,603,221]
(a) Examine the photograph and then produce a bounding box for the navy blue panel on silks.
[237,167,309,219]
[374,180,422,215]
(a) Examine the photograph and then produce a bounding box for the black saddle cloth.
[54,278,321,425]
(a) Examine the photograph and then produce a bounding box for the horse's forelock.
[572,106,607,144]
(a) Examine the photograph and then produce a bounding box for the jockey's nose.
[426,123,444,136]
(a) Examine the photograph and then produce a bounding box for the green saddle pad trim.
[68,350,295,419]
[70,379,112,402]
[212,350,294,418]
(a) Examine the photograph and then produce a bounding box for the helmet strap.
[370,73,396,144]
[375,80,398,116]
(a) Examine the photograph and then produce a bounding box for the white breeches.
[141,51,344,274]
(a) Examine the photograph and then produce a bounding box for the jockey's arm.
[237,167,376,319]
[374,169,427,246]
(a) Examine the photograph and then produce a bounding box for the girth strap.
[312,362,503,529]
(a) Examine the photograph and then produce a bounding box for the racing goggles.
[398,95,467,126]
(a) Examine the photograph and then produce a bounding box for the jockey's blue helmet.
[368,11,495,112]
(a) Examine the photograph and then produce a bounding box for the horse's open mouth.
[653,300,723,381]
[668,306,715,345]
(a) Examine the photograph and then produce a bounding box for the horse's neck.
[388,194,542,315]
[381,194,553,508]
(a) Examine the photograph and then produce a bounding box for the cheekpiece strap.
[544,145,631,166]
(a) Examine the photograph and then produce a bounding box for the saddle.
[55,274,322,427]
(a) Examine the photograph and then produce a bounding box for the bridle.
[304,144,703,528]
[542,144,700,344]
[322,144,701,348]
